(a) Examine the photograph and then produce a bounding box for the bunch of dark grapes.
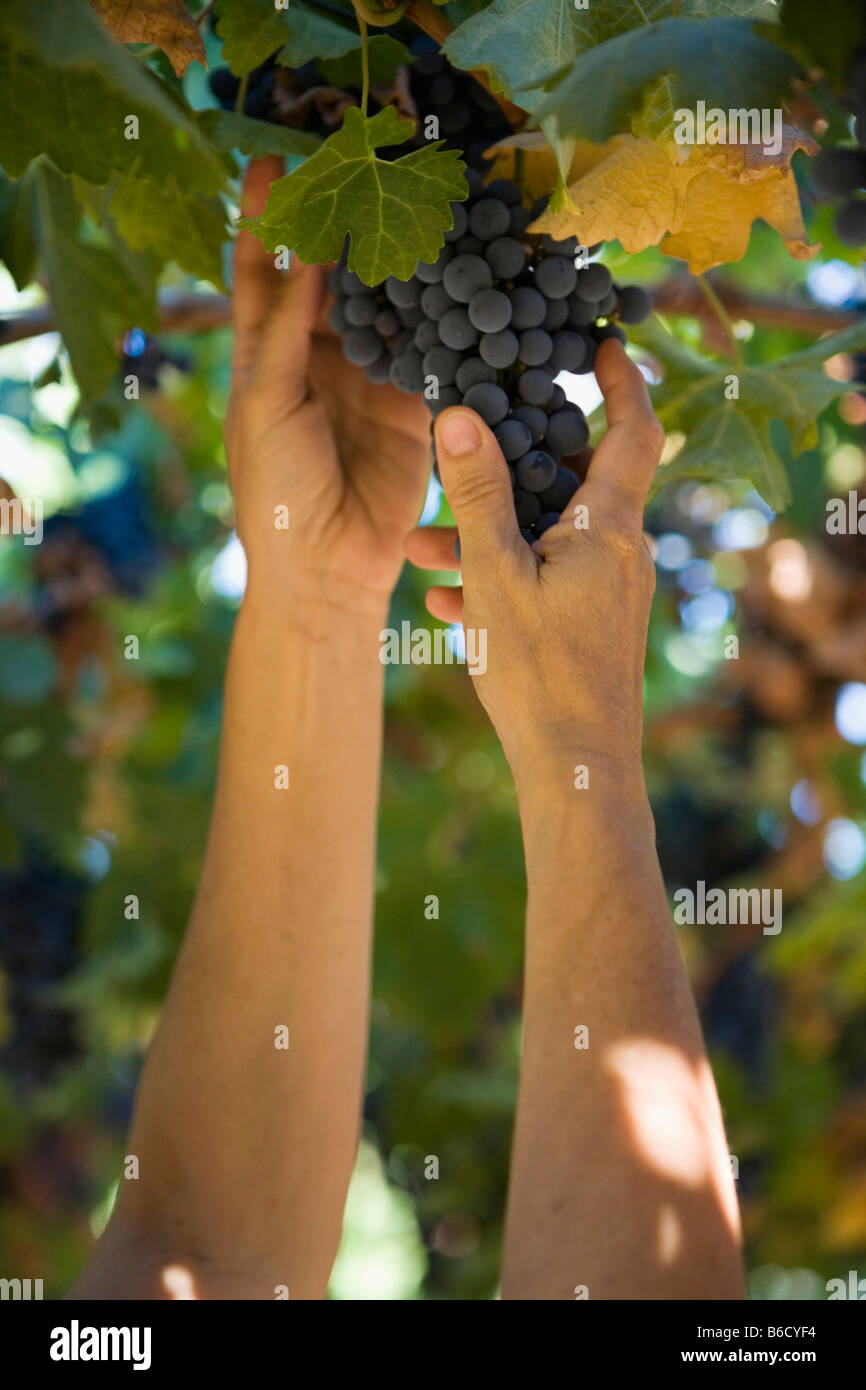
[811,46,866,247]
[328,171,652,542]
[385,37,511,168]
[0,859,85,1092]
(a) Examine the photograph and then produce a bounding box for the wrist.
[241,569,391,636]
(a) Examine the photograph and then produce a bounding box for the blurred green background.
[1,213,865,1300]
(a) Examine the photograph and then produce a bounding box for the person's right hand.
[404,341,665,783]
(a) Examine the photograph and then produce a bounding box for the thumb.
[435,407,519,565]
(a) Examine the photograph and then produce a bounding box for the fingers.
[425,585,464,625]
[250,259,326,411]
[434,408,520,567]
[585,339,665,523]
[404,524,460,573]
[232,156,284,380]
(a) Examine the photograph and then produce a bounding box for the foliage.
[0,0,864,1302]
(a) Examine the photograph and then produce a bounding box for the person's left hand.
[226,157,431,610]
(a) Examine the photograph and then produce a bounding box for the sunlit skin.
[70,157,743,1301]
[406,363,745,1298]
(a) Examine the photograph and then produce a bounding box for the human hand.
[404,341,664,781]
[227,158,431,612]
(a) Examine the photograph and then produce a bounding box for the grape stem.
[234,72,249,114]
[697,274,743,368]
[357,9,370,116]
[406,0,526,126]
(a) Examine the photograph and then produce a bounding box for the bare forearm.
[79,586,387,1299]
[502,756,744,1301]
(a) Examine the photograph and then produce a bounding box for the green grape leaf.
[643,319,866,511]
[198,109,322,158]
[536,17,801,144]
[109,173,228,288]
[319,35,412,89]
[240,106,467,285]
[31,160,157,400]
[0,0,227,191]
[443,0,775,100]
[215,0,380,76]
[0,168,38,290]
[214,0,288,74]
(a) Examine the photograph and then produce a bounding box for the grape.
[462,382,510,425]
[430,72,457,105]
[327,265,343,296]
[549,383,566,411]
[423,345,462,386]
[341,269,366,295]
[534,512,561,537]
[464,169,485,199]
[390,350,426,393]
[329,300,350,333]
[549,330,588,373]
[535,256,577,299]
[397,304,425,328]
[455,356,496,393]
[485,178,523,206]
[545,410,589,457]
[420,283,456,321]
[540,467,581,512]
[392,328,416,356]
[429,386,463,416]
[494,418,533,461]
[515,449,557,492]
[507,466,518,490]
[514,490,542,526]
[541,297,570,332]
[468,288,513,333]
[575,263,613,301]
[518,369,555,406]
[480,329,519,368]
[518,329,553,365]
[344,328,384,366]
[456,236,486,256]
[836,198,866,245]
[345,294,378,327]
[469,198,512,241]
[542,233,579,258]
[572,338,598,374]
[416,246,453,284]
[567,295,598,327]
[386,275,422,308]
[414,319,441,353]
[444,203,469,242]
[485,237,528,279]
[510,286,547,329]
[365,355,394,384]
[443,254,493,303]
[811,147,866,198]
[597,289,619,317]
[439,306,480,351]
[509,206,533,237]
[373,308,399,338]
[617,285,653,324]
[511,404,548,443]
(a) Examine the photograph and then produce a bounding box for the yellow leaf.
[529,131,820,274]
[91,0,206,76]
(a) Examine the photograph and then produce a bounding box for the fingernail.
[439,410,481,457]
